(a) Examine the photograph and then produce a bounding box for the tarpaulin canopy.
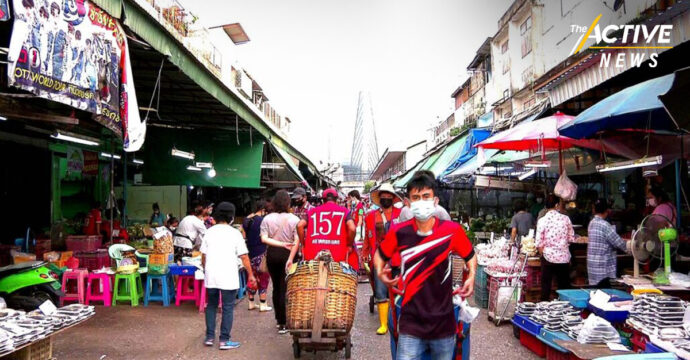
[476,112,598,152]
[559,73,680,139]
[270,142,308,184]
[441,129,491,178]
[143,128,264,188]
[427,135,468,177]
[659,67,690,132]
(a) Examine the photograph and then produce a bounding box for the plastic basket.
[65,235,102,252]
[546,346,569,360]
[475,265,488,289]
[524,265,541,290]
[474,290,489,309]
[520,329,546,357]
[74,250,110,271]
[168,264,197,275]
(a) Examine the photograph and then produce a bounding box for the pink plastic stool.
[175,276,199,306]
[60,269,88,306]
[85,272,112,306]
[198,281,222,313]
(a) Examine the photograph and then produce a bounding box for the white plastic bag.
[453,290,480,323]
[577,314,620,344]
[554,170,578,201]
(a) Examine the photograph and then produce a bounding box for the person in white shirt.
[173,201,206,263]
[201,202,257,350]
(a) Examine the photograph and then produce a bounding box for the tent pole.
[558,142,563,174]
[123,152,128,228]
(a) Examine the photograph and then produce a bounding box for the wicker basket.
[286,260,358,332]
[6,337,52,360]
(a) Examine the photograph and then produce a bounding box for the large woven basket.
[286,260,358,332]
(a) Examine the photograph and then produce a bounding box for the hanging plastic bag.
[453,287,480,323]
[554,170,578,201]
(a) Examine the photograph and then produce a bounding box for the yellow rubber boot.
[376,302,389,335]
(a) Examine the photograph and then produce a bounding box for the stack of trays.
[670,338,690,351]
[56,304,95,322]
[578,323,621,344]
[0,329,14,357]
[529,301,580,331]
[630,294,685,333]
[562,315,584,339]
[516,302,536,316]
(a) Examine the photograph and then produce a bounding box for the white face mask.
[647,198,657,207]
[410,199,435,221]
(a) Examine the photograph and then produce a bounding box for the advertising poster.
[7,0,145,150]
[0,0,9,21]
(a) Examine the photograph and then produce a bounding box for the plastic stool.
[85,272,112,306]
[60,269,88,306]
[144,273,175,306]
[112,272,144,306]
[175,275,199,306]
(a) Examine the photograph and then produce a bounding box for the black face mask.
[380,198,394,209]
[292,199,304,207]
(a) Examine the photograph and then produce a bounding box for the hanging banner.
[7,0,145,149]
[66,147,84,173]
[83,150,98,175]
[0,0,9,21]
[120,32,145,152]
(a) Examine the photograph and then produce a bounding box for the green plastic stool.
[112,272,144,306]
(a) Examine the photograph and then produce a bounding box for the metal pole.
[110,140,114,243]
[676,159,682,229]
[123,151,128,228]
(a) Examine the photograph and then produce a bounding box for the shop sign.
[66,147,84,173]
[6,0,146,152]
[83,150,98,175]
[0,0,9,21]
[475,175,546,193]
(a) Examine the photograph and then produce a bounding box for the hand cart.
[488,253,528,326]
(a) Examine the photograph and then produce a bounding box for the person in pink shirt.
[648,187,677,226]
[535,194,575,301]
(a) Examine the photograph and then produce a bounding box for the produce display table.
[1,317,92,360]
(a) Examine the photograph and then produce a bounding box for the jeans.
[205,288,238,341]
[372,266,389,302]
[397,334,456,360]
[541,259,570,301]
[266,247,290,325]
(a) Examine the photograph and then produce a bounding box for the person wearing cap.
[587,198,629,287]
[291,187,314,223]
[297,188,356,266]
[201,201,257,350]
[173,201,207,263]
[362,183,402,335]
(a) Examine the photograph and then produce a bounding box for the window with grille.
[521,16,532,58]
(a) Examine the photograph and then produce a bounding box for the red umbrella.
[476,112,601,173]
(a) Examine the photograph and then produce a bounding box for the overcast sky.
[182,0,513,167]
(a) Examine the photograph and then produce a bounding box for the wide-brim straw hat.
[371,183,402,207]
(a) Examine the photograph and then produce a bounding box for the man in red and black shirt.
[375,173,477,360]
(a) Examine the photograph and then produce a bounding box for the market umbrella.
[559,73,680,140]
[475,112,600,173]
[658,67,690,132]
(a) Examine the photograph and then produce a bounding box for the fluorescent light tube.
[524,160,551,168]
[0,116,7,121]
[187,165,202,171]
[100,152,121,159]
[51,131,100,146]
[172,148,195,160]
[195,162,213,168]
[132,159,144,165]
[596,156,663,173]
[518,169,537,181]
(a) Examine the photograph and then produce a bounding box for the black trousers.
[266,246,290,326]
[541,259,570,301]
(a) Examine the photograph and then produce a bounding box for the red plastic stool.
[60,269,88,306]
[85,272,112,306]
[175,275,199,306]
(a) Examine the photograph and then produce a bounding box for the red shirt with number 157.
[303,202,352,263]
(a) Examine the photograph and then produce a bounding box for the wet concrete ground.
[52,284,540,359]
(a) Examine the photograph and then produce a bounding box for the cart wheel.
[345,336,352,359]
[293,340,301,358]
[369,295,374,313]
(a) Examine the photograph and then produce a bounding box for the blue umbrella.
[559,73,680,139]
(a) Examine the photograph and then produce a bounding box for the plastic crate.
[168,264,197,275]
[520,329,546,357]
[546,346,569,360]
[587,303,629,323]
[644,342,665,354]
[512,314,543,336]
[538,329,571,353]
[558,289,633,310]
[630,328,649,352]
[65,235,102,252]
[474,291,489,309]
[475,265,488,291]
[524,265,541,290]
[74,250,110,271]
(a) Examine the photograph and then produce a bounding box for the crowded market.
[0,0,689,359]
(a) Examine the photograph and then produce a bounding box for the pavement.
[53,284,541,360]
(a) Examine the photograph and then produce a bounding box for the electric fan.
[630,214,677,284]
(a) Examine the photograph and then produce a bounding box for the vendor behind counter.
[586,199,630,288]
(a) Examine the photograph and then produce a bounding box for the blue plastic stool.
[144,272,175,306]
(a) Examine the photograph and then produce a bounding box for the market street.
[52,284,539,360]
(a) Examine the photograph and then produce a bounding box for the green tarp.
[427,135,467,177]
[271,142,306,183]
[143,129,264,188]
